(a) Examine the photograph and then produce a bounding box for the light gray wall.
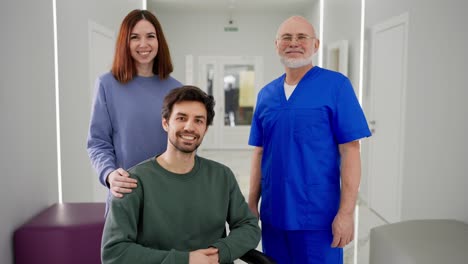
[364,0,468,222]
[304,0,321,67]
[150,6,313,88]
[57,1,140,202]
[0,1,58,263]
[322,0,361,89]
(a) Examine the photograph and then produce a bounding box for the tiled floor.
[197,149,387,264]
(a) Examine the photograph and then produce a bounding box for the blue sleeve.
[87,78,116,187]
[248,91,264,147]
[333,77,371,144]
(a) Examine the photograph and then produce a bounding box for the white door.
[198,56,263,149]
[367,13,408,223]
[88,20,115,202]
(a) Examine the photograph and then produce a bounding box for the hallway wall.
[364,0,468,222]
[0,1,58,263]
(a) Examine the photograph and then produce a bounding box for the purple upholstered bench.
[14,202,105,264]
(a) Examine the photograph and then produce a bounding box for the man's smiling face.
[163,101,208,154]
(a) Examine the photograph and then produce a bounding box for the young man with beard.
[101,86,261,264]
[248,16,371,263]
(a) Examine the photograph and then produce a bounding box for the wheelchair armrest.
[239,249,276,264]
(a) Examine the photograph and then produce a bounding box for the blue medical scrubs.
[249,66,371,263]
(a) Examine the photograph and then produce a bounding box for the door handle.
[369,120,376,133]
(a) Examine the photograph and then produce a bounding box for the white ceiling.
[150,0,316,12]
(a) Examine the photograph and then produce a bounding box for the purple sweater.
[87,72,181,188]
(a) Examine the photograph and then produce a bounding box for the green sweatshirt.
[101,155,261,264]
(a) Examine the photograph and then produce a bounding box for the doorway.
[198,56,263,149]
[366,13,409,223]
[88,20,115,202]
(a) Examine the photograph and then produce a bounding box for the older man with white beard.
[247,16,371,264]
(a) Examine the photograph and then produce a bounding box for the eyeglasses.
[278,34,315,45]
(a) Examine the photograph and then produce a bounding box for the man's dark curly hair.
[161,85,216,126]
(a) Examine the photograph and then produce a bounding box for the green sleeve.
[211,167,261,263]
[101,175,189,264]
